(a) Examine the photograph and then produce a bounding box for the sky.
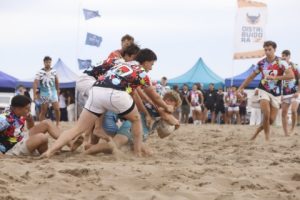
[0,0,300,81]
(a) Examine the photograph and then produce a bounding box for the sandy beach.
[0,122,300,200]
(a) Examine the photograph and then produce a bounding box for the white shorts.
[191,105,201,111]
[76,74,96,98]
[84,87,134,116]
[257,89,281,109]
[228,106,239,112]
[282,96,300,104]
[6,133,39,156]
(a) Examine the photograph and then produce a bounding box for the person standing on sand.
[33,56,60,126]
[281,50,300,136]
[238,41,294,141]
[180,84,191,124]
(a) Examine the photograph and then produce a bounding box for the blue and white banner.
[85,33,102,47]
[83,9,100,20]
[78,59,92,70]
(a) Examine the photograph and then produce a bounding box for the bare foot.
[141,146,153,157]
[84,143,92,150]
[106,137,118,154]
[69,136,84,152]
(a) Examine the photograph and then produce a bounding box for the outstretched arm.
[238,72,257,91]
[144,86,174,113]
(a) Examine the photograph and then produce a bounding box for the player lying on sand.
[0,95,81,157]
[84,91,181,156]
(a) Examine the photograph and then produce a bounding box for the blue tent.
[18,58,79,88]
[225,65,261,89]
[168,58,224,89]
[0,70,18,89]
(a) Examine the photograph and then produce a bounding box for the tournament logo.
[246,13,261,24]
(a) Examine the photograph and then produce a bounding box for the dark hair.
[282,50,291,56]
[196,82,202,90]
[182,84,189,90]
[162,76,167,81]
[209,83,214,86]
[121,43,140,57]
[172,85,179,91]
[43,56,52,62]
[16,85,25,90]
[121,34,134,42]
[11,95,31,108]
[135,48,157,64]
[263,41,277,49]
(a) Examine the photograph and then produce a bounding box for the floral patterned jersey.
[94,61,151,94]
[254,57,288,96]
[84,58,124,80]
[282,62,299,96]
[0,109,25,153]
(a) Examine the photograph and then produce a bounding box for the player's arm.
[136,87,154,105]
[272,67,294,80]
[33,79,39,100]
[238,71,258,91]
[157,107,179,126]
[26,114,35,129]
[143,86,174,113]
[55,75,60,96]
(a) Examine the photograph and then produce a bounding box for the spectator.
[189,84,204,125]
[156,76,170,97]
[204,83,217,123]
[225,86,240,124]
[59,90,68,121]
[215,87,226,124]
[239,88,248,124]
[67,90,75,122]
[180,84,190,124]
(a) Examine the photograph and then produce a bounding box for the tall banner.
[233,0,267,59]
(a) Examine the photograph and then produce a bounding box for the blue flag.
[85,33,102,47]
[83,9,100,20]
[78,59,92,70]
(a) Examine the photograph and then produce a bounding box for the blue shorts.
[102,111,118,136]
[117,113,149,144]
[40,90,58,103]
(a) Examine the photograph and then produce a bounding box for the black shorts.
[181,105,190,115]
[205,104,215,113]
[239,106,247,115]
[215,106,225,114]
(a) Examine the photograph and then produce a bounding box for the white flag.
[233,0,267,59]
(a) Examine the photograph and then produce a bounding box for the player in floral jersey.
[0,95,64,156]
[106,34,134,63]
[43,49,174,158]
[238,41,294,141]
[281,50,300,136]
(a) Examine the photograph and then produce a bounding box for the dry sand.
[0,122,300,200]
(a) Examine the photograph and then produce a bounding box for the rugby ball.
[156,120,175,138]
